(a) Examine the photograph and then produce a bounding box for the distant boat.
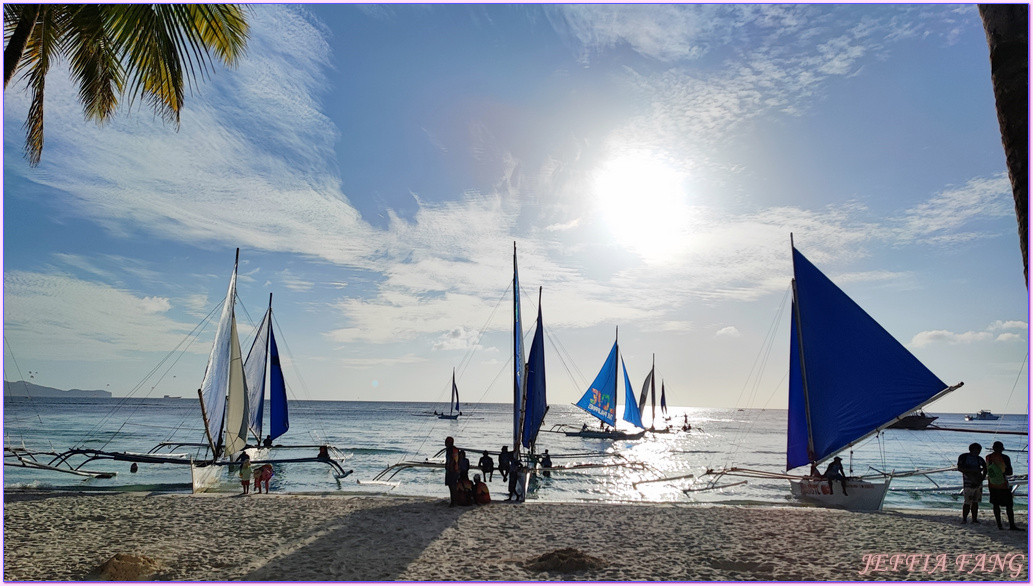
[437,370,461,420]
[965,410,1000,421]
[887,410,938,430]
[567,328,645,441]
[637,355,671,433]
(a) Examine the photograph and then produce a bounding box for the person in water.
[478,451,495,482]
[824,456,848,496]
[473,473,491,504]
[238,456,252,495]
[957,442,987,524]
[444,436,460,507]
[540,450,552,478]
[985,441,1019,530]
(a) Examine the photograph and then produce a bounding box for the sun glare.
[592,151,690,262]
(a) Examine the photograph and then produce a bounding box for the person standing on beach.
[957,442,987,524]
[239,456,252,495]
[478,451,495,482]
[253,464,274,494]
[498,446,511,482]
[507,457,522,501]
[985,441,1019,530]
[444,437,460,507]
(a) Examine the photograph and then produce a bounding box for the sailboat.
[782,238,964,509]
[512,241,549,498]
[637,354,671,432]
[243,294,289,447]
[31,250,352,491]
[567,329,646,440]
[438,370,461,419]
[676,239,965,509]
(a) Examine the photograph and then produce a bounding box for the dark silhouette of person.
[957,442,988,524]
[824,456,848,496]
[444,436,460,507]
[478,451,495,482]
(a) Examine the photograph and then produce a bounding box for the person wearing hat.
[823,456,848,496]
[957,442,987,524]
[985,441,1019,530]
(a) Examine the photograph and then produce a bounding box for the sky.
[3,4,1028,415]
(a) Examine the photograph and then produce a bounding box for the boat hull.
[564,429,646,440]
[789,478,890,511]
[887,415,938,430]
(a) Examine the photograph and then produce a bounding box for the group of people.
[237,454,275,495]
[444,437,492,506]
[957,441,1019,530]
[806,456,850,496]
[444,439,557,505]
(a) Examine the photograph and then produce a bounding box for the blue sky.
[3,4,1027,414]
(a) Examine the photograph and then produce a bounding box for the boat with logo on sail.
[565,329,646,441]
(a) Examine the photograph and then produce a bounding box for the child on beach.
[253,464,274,494]
[239,457,252,495]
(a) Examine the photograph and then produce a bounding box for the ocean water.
[3,397,1028,510]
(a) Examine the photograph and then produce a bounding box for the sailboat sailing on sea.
[566,329,646,441]
[691,237,965,510]
[437,370,461,419]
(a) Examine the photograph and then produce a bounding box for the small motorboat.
[965,410,1000,421]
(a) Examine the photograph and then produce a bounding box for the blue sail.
[621,357,643,428]
[786,246,950,470]
[522,297,547,449]
[268,326,289,440]
[576,341,618,426]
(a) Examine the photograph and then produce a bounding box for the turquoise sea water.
[3,397,1028,510]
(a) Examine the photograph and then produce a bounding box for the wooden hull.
[789,478,890,511]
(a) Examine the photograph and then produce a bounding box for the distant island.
[4,380,111,399]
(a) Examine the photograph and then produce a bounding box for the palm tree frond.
[63,4,122,122]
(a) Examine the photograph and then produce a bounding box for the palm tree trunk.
[4,4,41,89]
[979,4,1029,289]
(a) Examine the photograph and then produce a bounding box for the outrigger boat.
[565,328,646,441]
[641,237,964,510]
[368,243,645,493]
[6,250,352,491]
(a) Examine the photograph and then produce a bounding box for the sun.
[592,150,690,262]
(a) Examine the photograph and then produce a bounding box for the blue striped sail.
[522,296,547,449]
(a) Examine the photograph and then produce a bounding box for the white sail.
[223,313,250,457]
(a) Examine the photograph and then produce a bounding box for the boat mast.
[789,234,817,462]
[512,242,525,460]
[614,326,619,430]
[650,353,656,427]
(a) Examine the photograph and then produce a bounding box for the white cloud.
[715,326,741,338]
[911,320,1027,348]
[3,271,198,360]
[989,320,1028,332]
[896,175,1013,244]
[995,333,1024,343]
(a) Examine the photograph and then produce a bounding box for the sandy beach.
[3,490,1027,581]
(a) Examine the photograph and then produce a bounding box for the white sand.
[3,490,1028,581]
